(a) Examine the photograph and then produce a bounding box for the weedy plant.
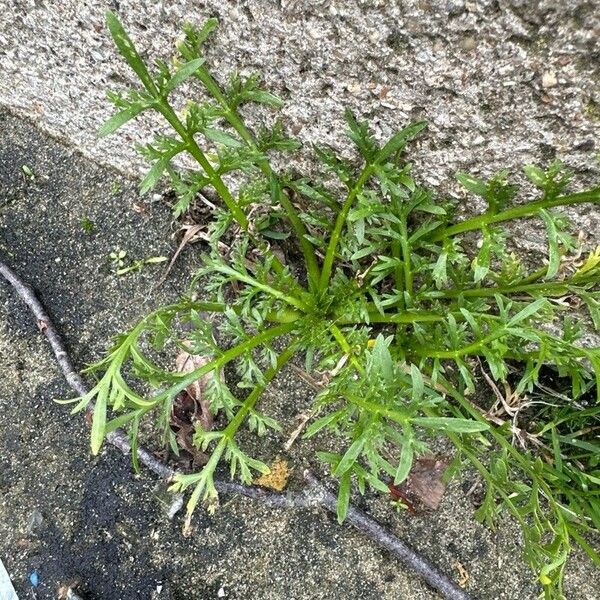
[108,248,167,276]
[64,12,600,598]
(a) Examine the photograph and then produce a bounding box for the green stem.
[336,303,528,327]
[272,177,322,291]
[87,299,228,370]
[398,216,413,296]
[213,265,310,312]
[390,239,404,307]
[184,342,297,514]
[319,164,374,292]
[160,300,299,324]
[346,393,410,425]
[517,266,548,286]
[428,188,600,243]
[414,329,507,359]
[193,66,321,290]
[157,101,248,227]
[426,280,575,300]
[222,344,297,440]
[333,309,446,325]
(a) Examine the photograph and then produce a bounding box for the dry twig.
[1,258,472,600]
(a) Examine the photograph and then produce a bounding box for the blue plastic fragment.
[29,570,39,587]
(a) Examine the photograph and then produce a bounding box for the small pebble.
[347,82,361,95]
[461,36,477,51]
[573,139,595,152]
[26,509,43,535]
[542,71,557,88]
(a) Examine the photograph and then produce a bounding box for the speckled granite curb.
[2,0,599,187]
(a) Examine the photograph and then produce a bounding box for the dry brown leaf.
[175,347,215,431]
[389,455,450,511]
[172,419,208,468]
[168,347,221,467]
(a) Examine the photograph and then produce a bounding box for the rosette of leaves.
[63,12,600,598]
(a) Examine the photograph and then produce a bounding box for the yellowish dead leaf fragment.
[253,459,291,491]
[452,560,470,588]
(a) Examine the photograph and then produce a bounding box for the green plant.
[110,181,123,195]
[81,216,95,233]
[109,247,127,270]
[109,247,167,275]
[64,12,600,598]
[21,164,35,180]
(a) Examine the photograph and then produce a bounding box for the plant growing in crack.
[109,247,167,276]
[63,12,600,599]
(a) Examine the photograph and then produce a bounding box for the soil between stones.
[0,110,598,600]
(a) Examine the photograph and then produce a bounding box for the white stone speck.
[542,71,558,88]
